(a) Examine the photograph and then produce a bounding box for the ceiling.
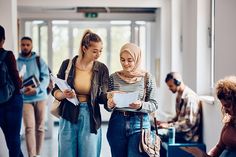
[17,0,163,20]
[76,7,157,13]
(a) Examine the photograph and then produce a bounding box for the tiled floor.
[21,123,111,157]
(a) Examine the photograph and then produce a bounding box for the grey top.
[109,72,158,113]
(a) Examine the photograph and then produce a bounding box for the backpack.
[36,56,53,95]
[0,51,15,103]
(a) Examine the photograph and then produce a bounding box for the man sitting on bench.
[157,72,202,143]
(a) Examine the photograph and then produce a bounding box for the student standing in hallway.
[51,29,109,157]
[0,25,24,157]
[106,43,158,157]
[17,37,50,157]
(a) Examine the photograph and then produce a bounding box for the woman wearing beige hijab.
[106,43,158,157]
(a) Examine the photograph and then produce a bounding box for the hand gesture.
[106,91,125,109]
[63,89,76,99]
[24,85,36,96]
[156,121,169,128]
[129,100,142,110]
[107,91,116,109]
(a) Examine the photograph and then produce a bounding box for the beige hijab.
[116,43,146,84]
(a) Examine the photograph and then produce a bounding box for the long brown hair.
[79,29,102,57]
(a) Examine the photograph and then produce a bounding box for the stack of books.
[23,75,40,88]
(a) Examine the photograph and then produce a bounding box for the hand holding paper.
[50,74,79,106]
[113,91,139,108]
[19,64,26,77]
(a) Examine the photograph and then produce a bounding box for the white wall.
[215,0,236,81]
[182,0,198,91]
[156,0,173,121]
[0,0,18,53]
[196,0,211,95]
[171,0,183,73]
[201,98,223,152]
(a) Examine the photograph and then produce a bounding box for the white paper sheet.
[50,74,79,106]
[113,91,139,108]
[19,64,26,77]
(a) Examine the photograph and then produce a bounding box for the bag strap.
[36,56,43,81]
[65,59,72,80]
[140,115,159,135]
[140,72,158,135]
[36,56,41,71]
[142,72,148,101]
[140,73,148,131]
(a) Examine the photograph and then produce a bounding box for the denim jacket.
[52,56,109,134]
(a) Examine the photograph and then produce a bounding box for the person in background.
[0,25,24,157]
[51,29,109,157]
[17,36,50,157]
[157,72,202,143]
[106,43,158,157]
[182,76,236,157]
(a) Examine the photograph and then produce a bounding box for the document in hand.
[19,64,26,77]
[50,74,79,106]
[23,75,40,88]
[113,91,139,108]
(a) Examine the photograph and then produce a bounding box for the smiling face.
[120,51,135,72]
[83,41,103,61]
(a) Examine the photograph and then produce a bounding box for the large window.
[21,20,149,75]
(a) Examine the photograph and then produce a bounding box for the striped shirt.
[108,72,158,113]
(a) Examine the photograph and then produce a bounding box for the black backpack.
[0,51,15,103]
[36,56,53,95]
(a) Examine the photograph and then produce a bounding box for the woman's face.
[83,41,102,61]
[120,51,135,72]
[220,99,234,116]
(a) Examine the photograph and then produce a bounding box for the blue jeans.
[107,111,150,157]
[0,94,24,157]
[220,149,236,157]
[58,102,102,157]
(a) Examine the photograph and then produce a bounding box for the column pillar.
[0,0,18,53]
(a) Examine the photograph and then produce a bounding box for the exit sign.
[85,12,98,18]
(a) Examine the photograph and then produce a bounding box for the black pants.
[0,94,24,157]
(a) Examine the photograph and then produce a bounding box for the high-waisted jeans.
[58,102,102,157]
[107,111,150,157]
